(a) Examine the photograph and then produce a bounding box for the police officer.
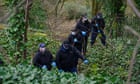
[56,40,88,73]
[75,14,91,55]
[33,43,56,70]
[91,12,106,46]
[68,29,83,53]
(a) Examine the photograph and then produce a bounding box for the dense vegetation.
[0,0,140,84]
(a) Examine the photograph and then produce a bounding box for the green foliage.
[2,0,48,63]
[126,17,140,34]
[102,0,126,16]
[29,0,47,29]
[0,27,60,64]
[102,0,126,37]
[3,0,26,63]
[0,64,96,84]
[135,0,140,10]
[27,31,60,58]
[81,38,140,83]
[1,0,140,83]
[2,36,139,83]
[64,2,88,20]
[4,0,21,8]
[132,52,140,82]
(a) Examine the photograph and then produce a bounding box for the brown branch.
[124,26,140,38]
[125,1,140,82]
[124,25,140,84]
[126,39,140,84]
[23,0,32,59]
[127,0,140,18]
[0,0,26,23]
[55,0,61,17]
[59,0,65,10]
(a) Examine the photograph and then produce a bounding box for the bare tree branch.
[124,0,140,79]
[0,0,26,23]
[126,39,140,84]
[59,0,66,11]
[124,25,140,38]
[127,0,140,18]
[124,25,140,84]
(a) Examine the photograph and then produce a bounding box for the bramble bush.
[0,28,140,83]
[1,38,139,84]
[0,28,60,64]
[0,64,97,84]
[82,38,140,83]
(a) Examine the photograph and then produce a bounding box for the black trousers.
[82,36,88,55]
[74,43,82,53]
[62,67,77,73]
[91,30,106,46]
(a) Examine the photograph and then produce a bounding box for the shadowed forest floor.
[51,20,76,41]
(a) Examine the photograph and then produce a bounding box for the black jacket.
[75,19,91,35]
[68,33,82,45]
[91,16,105,30]
[56,45,85,70]
[33,49,53,70]
[0,58,3,65]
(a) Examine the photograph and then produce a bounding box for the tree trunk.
[114,0,126,36]
[24,0,30,59]
[92,0,96,16]
[91,0,102,17]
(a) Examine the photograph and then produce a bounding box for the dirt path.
[51,20,76,41]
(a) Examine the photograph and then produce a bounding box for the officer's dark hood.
[60,40,71,52]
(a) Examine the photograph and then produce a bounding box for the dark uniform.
[91,13,106,46]
[33,44,53,70]
[75,16,91,55]
[56,41,86,73]
[0,58,3,84]
[68,31,83,52]
[0,58,3,65]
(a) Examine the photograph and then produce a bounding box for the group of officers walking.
[33,12,106,73]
